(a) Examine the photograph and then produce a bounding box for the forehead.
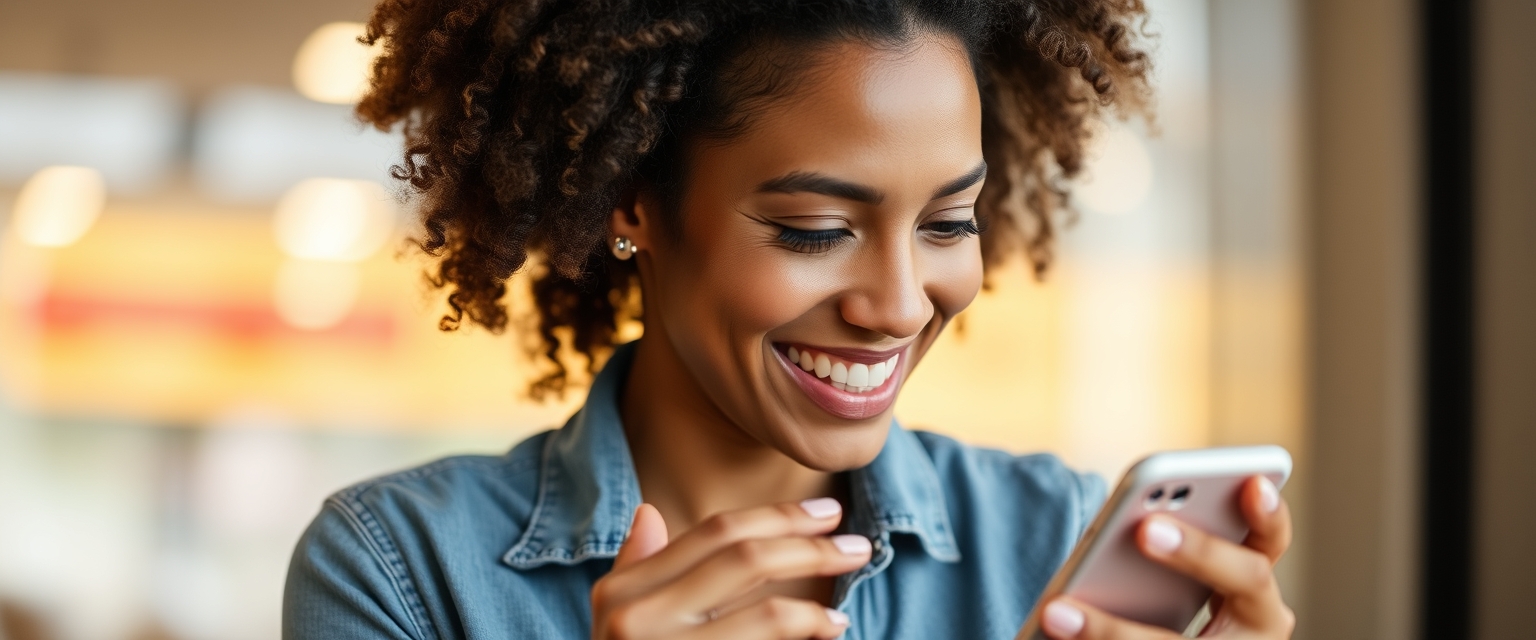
[692,32,983,194]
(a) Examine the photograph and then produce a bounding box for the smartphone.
[1016,445,1292,639]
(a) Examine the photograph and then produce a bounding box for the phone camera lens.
[1144,487,1166,509]
[1167,486,1192,510]
[1149,488,1165,501]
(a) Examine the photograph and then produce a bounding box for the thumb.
[613,503,668,569]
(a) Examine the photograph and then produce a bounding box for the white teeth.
[870,362,887,388]
[788,346,904,395]
[848,363,869,388]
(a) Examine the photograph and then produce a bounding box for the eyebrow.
[931,161,988,199]
[754,160,988,205]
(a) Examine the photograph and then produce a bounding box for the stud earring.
[611,235,636,260]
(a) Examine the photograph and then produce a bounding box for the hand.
[1040,476,1296,639]
[590,499,868,639]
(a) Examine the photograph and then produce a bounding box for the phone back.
[1018,446,1291,638]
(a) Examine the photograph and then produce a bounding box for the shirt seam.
[327,496,439,640]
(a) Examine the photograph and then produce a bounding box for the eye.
[921,218,980,241]
[776,225,853,253]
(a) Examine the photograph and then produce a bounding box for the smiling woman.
[283,2,1293,639]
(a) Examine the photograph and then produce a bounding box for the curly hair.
[357,0,1153,398]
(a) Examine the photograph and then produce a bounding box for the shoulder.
[909,430,1105,552]
[327,431,549,531]
[284,431,553,639]
[911,430,1106,511]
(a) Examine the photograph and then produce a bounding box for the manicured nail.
[1258,476,1281,513]
[800,497,842,519]
[826,608,850,626]
[1144,517,1183,555]
[1043,601,1085,637]
[831,534,871,555]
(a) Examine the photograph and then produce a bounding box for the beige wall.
[0,0,372,94]
[1475,0,1536,637]
[1302,0,1422,638]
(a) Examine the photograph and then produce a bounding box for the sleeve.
[282,500,433,640]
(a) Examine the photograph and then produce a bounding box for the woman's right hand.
[590,499,869,640]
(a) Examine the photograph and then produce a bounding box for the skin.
[590,30,1296,640]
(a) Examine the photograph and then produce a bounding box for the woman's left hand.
[1040,475,1296,639]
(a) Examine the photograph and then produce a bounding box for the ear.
[609,183,663,255]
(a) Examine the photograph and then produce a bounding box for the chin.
[775,417,895,472]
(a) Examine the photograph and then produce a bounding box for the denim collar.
[503,342,961,569]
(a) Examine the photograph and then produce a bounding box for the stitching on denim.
[327,498,438,640]
[502,431,558,567]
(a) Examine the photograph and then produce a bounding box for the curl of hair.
[357,0,1153,398]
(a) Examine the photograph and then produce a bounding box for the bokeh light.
[10,165,107,248]
[272,177,396,262]
[271,258,360,330]
[291,22,379,105]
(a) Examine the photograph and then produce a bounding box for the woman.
[283,1,1296,639]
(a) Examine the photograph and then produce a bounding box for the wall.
[1474,0,1536,636]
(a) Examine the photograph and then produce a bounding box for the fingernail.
[800,497,842,519]
[831,534,871,555]
[1144,518,1183,555]
[826,608,850,626]
[1043,601,1085,637]
[1258,476,1280,513]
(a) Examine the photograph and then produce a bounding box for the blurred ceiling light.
[272,178,396,262]
[11,166,107,248]
[194,86,403,202]
[1074,124,1154,215]
[272,258,360,331]
[292,22,380,104]
[0,73,182,192]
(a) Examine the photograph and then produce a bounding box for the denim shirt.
[284,343,1105,639]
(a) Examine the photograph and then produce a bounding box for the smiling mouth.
[782,345,900,394]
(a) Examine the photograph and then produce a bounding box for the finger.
[1238,476,1292,564]
[679,597,850,640]
[657,534,871,614]
[1136,516,1287,628]
[1039,597,1182,640]
[606,499,845,594]
[614,504,670,570]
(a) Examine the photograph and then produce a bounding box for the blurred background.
[0,0,1529,638]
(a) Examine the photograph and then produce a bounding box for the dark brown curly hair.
[357,0,1153,398]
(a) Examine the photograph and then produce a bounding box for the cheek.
[663,231,819,344]
[925,243,985,322]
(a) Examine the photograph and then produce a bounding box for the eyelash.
[774,218,980,254]
[923,219,981,240]
[776,227,853,253]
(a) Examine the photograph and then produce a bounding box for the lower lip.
[774,348,905,421]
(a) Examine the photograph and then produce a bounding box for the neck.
[620,332,837,534]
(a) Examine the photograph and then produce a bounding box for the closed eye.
[776,225,853,253]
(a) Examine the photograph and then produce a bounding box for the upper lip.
[777,342,909,365]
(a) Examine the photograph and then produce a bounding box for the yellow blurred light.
[292,22,380,104]
[272,258,360,330]
[1075,125,1154,215]
[272,178,396,262]
[10,166,107,248]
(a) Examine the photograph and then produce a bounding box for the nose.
[838,240,932,340]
